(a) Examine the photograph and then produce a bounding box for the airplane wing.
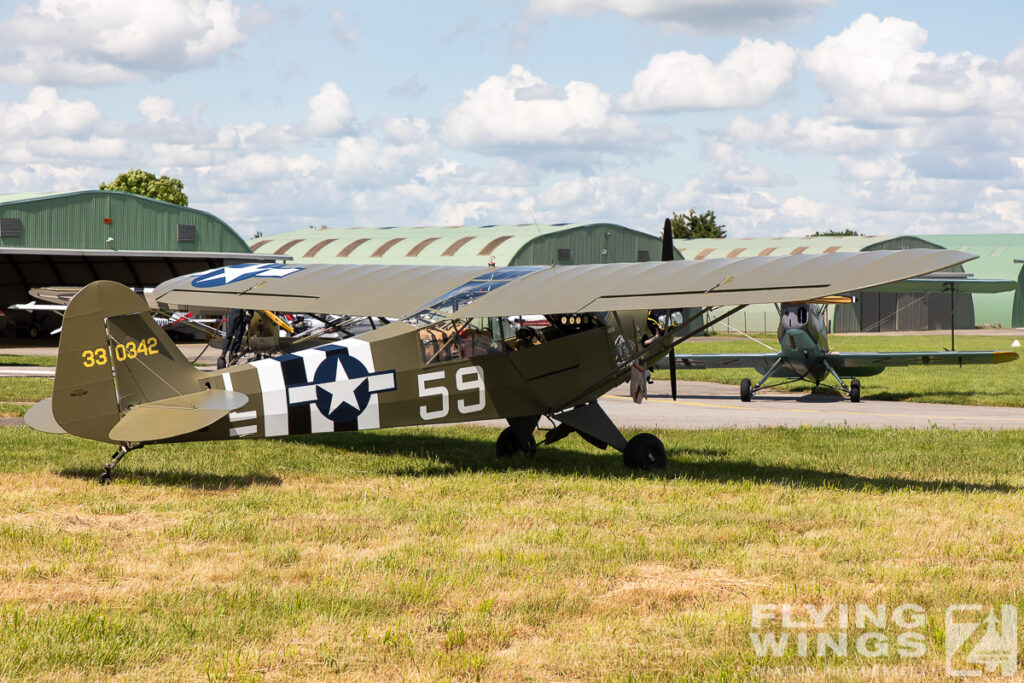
[674,353,782,373]
[826,350,1018,370]
[864,277,1017,294]
[153,249,975,317]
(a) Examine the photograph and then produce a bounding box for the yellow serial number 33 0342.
[81,337,159,367]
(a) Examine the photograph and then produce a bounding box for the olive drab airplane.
[676,294,1019,402]
[26,246,977,483]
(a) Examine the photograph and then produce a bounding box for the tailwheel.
[623,433,666,471]
[740,377,752,402]
[98,443,139,484]
[849,379,861,403]
[496,427,537,458]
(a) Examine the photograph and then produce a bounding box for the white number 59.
[417,366,486,420]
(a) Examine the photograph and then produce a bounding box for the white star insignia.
[319,358,366,414]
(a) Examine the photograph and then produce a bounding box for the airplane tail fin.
[36,281,205,444]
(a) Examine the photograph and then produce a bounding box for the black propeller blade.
[662,218,677,401]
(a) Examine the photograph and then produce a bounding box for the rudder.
[51,281,202,443]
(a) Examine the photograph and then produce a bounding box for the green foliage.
[669,209,726,239]
[99,169,189,206]
[810,228,860,236]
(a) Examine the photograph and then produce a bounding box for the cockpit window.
[403,266,545,328]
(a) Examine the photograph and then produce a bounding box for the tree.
[670,209,727,239]
[100,169,189,206]
[810,228,860,237]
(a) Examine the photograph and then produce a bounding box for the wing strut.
[558,303,747,412]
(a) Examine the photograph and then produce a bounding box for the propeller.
[662,218,678,401]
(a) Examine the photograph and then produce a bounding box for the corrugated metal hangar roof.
[248,223,677,266]
[673,235,944,259]
[0,190,270,338]
[0,190,251,253]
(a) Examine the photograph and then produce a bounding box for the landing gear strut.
[99,443,140,485]
[499,404,667,472]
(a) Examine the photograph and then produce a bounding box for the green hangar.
[250,225,1024,333]
[0,190,276,337]
[247,222,678,267]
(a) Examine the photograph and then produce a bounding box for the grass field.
[0,377,52,417]
[2,343,1023,679]
[0,354,57,367]
[2,422,1023,680]
[657,333,1024,407]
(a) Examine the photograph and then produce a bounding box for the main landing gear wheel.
[740,378,752,402]
[623,433,666,471]
[496,427,537,458]
[849,379,861,403]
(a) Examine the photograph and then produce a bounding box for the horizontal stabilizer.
[24,398,67,434]
[108,389,249,443]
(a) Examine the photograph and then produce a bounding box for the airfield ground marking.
[605,393,1024,423]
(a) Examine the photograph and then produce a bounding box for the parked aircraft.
[26,248,973,482]
[675,293,1018,401]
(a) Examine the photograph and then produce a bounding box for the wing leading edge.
[154,249,975,317]
[826,350,1019,371]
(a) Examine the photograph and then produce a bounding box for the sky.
[0,1,1022,240]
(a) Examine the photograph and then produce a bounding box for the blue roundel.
[313,354,371,423]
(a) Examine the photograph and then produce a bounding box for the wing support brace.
[556,304,747,412]
[821,357,852,394]
[544,402,628,452]
[751,357,785,394]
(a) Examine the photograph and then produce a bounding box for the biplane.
[26,246,974,482]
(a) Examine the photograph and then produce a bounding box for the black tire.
[849,379,861,403]
[623,433,666,471]
[740,377,752,402]
[496,427,536,458]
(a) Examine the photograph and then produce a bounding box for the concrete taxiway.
[598,380,1024,430]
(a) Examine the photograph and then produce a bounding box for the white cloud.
[726,113,882,153]
[441,65,642,151]
[138,96,177,123]
[780,196,825,221]
[333,135,438,186]
[304,82,356,137]
[330,10,358,45]
[380,116,430,145]
[0,0,247,85]
[528,0,832,32]
[619,39,797,111]
[0,86,102,138]
[805,13,1024,119]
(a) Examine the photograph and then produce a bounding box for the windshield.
[402,266,545,327]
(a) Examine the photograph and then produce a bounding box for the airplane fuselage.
[176,310,651,443]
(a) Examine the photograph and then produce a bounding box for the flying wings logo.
[191,263,303,288]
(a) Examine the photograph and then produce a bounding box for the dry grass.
[0,424,1022,680]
